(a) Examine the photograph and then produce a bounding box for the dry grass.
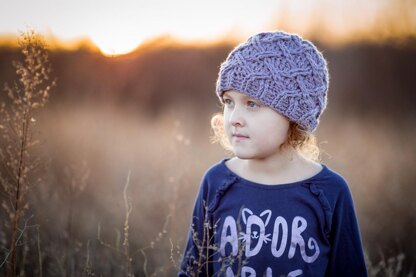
[0,31,415,276]
[0,30,55,276]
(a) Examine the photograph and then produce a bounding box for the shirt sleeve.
[178,177,213,277]
[326,183,368,276]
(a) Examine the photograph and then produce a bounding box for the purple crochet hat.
[216,31,329,132]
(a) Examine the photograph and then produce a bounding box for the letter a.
[220,216,238,256]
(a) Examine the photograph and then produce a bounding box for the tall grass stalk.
[123,170,133,276]
[0,30,54,276]
[97,170,134,276]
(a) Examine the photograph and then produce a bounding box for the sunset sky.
[1,0,415,55]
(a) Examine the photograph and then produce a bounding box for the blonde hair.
[210,113,321,162]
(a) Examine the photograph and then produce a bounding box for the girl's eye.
[224,98,233,105]
[247,101,258,108]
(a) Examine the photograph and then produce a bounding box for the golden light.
[1,0,415,53]
[90,31,143,56]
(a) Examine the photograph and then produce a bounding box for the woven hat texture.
[216,31,329,132]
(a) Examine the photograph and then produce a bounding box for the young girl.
[179,31,367,277]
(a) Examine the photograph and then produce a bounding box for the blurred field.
[1,36,416,275]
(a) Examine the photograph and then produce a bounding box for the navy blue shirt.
[179,159,367,277]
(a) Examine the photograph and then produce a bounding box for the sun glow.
[1,0,414,55]
[90,32,143,56]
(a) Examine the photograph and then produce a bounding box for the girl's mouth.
[232,133,249,141]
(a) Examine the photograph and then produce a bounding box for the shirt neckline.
[220,158,328,189]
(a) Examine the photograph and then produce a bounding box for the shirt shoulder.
[200,159,234,188]
[313,164,355,209]
[196,159,238,211]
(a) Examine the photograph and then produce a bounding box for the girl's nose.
[229,107,245,127]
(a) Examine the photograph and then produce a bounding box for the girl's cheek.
[223,120,231,135]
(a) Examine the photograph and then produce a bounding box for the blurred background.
[0,0,415,275]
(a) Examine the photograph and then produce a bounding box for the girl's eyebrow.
[223,92,252,101]
[223,92,260,104]
[222,92,234,98]
[241,95,259,102]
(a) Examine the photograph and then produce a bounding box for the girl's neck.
[228,148,321,185]
[244,148,303,175]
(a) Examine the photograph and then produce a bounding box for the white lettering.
[219,211,321,270]
[220,216,238,256]
[226,267,234,277]
[265,267,272,277]
[288,216,319,263]
[242,266,256,277]
[271,216,288,258]
[239,209,272,257]
[288,269,303,277]
[224,266,303,277]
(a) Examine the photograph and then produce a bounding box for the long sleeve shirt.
[179,159,367,277]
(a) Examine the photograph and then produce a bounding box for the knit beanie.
[216,31,329,133]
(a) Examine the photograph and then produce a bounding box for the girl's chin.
[232,151,258,160]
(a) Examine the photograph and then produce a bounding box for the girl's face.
[222,90,290,160]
